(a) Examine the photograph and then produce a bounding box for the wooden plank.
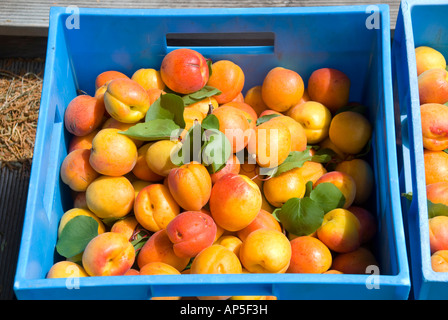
[0,0,400,37]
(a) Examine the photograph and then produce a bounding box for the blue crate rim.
[399,0,448,283]
[14,4,410,298]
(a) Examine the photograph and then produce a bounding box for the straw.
[0,66,43,174]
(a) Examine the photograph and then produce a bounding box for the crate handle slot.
[43,105,64,220]
[165,32,275,55]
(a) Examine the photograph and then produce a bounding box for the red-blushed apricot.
[210,154,241,185]
[60,149,100,192]
[166,211,217,259]
[167,162,212,211]
[221,101,258,129]
[95,70,129,90]
[160,48,209,94]
[317,208,361,253]
[420,103,448,151]
[331,247,379,274]
[137,229,190,271]
[314,171,357,209]
[236,209,282,242]
[307,68,351,114]
[347,206,377,245]
[429,216,448,254]
[335,159,374,205]
[418,68,448,105]
[209,173,262,232]
[427,182,448,207]
[134,183,180,232]
[64,95,105,136]
[287,236,332,274]
[103,78,151,123]
[212,105,251,153]
[82,232,135,276]
[206,60,245,104]
[68,129,98,153]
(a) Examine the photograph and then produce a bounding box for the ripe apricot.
[64,95,105,137]
[209,173,262,232]
[212,105,251,153]
[137,229,190,271]
[60,149,100,192]
[261,67,304,112]
[331,247,378,274]
[263,168,306,207]
[424,149,448,185]
[431,250,448,272]
[221,101,258,129]
[86,176,135,219]
[418,68,448,105]
[247,118,291,169]
[329,111,372,155]
[145,140,182,177]
[295,161,327,185]
[307,67,351,114]
[287,101,332,144]
[206,60,245,104]
[132,143,164,182]
[335,159,374,205]
[265,115,307,152]
[236,209,282,242]
[287,236,332,274]
[133,183,180,232]
[415,46,447,76]
[89,128,138,177]
[190,244,242,274]
[95,70,129,90]
[244,85,269,116]
[160,48,209,94]
[167,162,212,211]
[427,182,448,207]
[420,103,448,151]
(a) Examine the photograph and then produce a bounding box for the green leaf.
[182,86,221,106]
[309,182,346,213]
[304,180,314,198]
[276,197,324,236]
[256,113,282,126]
[443,148,448,154]
[56,216,99,259]
[201,114,220,131]
[271,148,314,177]
[174,122,204,166]
[428,200,448,218]
[311,148,337,163]
[207,59,213,77]
[401,192,413,201]
[119,119,181,141]
[145,93,185,128]
[202,128,232,173]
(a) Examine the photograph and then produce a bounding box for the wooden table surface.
[0,0,401,37]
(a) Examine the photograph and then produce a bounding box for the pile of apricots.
[48,48,381,299]
[414,46,448,273]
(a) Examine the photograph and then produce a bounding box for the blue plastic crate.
[14,5,410,300]
[393,0,448,300]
